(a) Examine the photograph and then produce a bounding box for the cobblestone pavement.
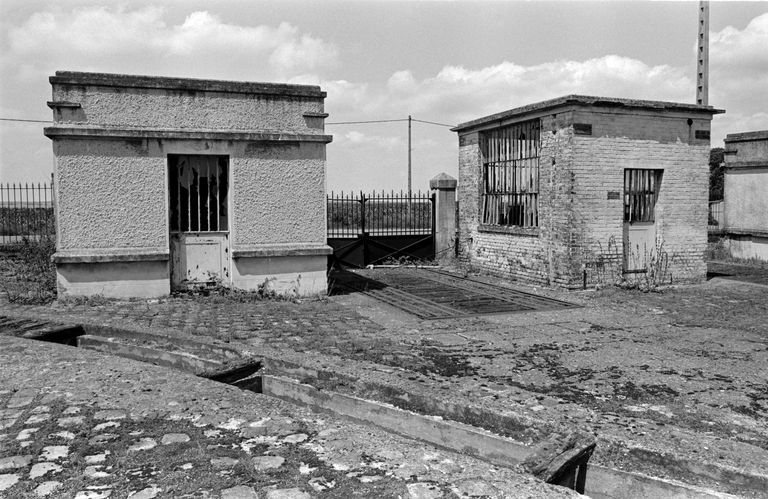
[0,336,572,498]
[1,267,768,495]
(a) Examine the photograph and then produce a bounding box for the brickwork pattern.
[457,109,711,288]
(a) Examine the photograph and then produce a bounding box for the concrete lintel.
[50,71,326,98]
[53,249,169,263]
[46,101,81,109]
[303,112,329,118]
[723,161,768,171]
[44,126,333,144]
[232,243,333,258]
[725,228,768,238]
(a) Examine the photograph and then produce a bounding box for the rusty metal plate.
[332,268,579,319]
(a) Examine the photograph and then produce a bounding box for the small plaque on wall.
[695,130,710,140]
[574,123,593,135]
[607,191,621,200]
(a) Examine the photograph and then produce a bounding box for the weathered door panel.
[623,222,656,272]
[170,233,229,288]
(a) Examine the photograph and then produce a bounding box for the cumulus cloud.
[4,6,338,79]
[376,55,692,125]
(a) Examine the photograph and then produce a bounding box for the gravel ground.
[1,258,767,496]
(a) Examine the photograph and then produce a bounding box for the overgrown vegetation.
[1,237,57,304]
[709,147,725,201]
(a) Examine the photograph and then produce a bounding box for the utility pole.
[697,1,709,105]
[407,115,412,194]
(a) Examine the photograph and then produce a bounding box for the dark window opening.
[624,169,662,223]
[169,155,229,233]
[481,119,541,227]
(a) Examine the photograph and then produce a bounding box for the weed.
[1,236,57,304]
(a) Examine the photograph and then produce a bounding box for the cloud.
[4,6,338,80]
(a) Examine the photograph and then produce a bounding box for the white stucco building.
[45,71,332,298]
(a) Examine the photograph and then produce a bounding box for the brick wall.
[457,106,712,288]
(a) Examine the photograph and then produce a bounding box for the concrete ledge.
[44,126,333,144]
[725,228,768,238]
[46,101,81,109]
[479,224,540,237]
[232,243,332,258]
[50,71,326,98]
[53,249,169,263]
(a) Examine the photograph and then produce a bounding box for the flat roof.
[452,94,725,132]
[724,130,768,143]
[50,71,326,98]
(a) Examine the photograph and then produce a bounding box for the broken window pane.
[168,155,229,233]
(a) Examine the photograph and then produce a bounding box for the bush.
[1,237,57,304]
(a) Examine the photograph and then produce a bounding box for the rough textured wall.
[54,139,167,250]
[232,142,326,246]
[457,108,713,288]
[724,132,768,234]
[572,111,711,285]
[52,87,325,134]
[725,172,768,232]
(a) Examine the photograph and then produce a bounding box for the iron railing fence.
[708,200,724,232]
[327,191,434,238]
[0,181,55,244]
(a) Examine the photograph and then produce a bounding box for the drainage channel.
[0,315,746,499]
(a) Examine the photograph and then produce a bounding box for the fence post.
[430,173,457,263]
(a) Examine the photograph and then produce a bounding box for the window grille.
[481,119,540,227]
[168,155,229,232]
[624,169,662,223]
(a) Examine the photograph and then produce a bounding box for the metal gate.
[327,191,435,268]
[623,169,662,273]
[168,155,230,289]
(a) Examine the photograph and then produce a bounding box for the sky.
[1,0,767,192]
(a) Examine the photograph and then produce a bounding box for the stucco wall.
[723,131,768,235]
[233,142,326,246]
[50,72,327,135]
[54,139,168,252]
[47,72,331,297]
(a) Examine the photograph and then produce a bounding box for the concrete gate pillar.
[430,173,457,262]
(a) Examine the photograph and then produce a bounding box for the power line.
[412,118,455,128]
[326,118,408,125]
[0,118,52,123]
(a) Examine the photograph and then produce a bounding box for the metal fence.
[0,181,55,244]
[708,200,724,233]
[327,191,434,238]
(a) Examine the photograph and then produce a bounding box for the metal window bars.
[168,155,229,233]
[481,119,541,227]
[624,169,662,223]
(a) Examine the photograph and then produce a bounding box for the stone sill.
[478,224,539,237]
[44,126,333,144]
[232,243,332,258]
[725,229,768,238]
[54,249,169,264]
[46,101,81,109]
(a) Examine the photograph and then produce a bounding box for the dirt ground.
[1,251,767,496]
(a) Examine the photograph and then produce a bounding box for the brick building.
[453,95,724,288]
[45,71,332,298]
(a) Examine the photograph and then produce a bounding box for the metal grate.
[624,169,662,223]
[333,268,578,319]
[481,119,541,227]
[169,155,229,233]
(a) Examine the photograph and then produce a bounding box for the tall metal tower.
[696,1,710,106]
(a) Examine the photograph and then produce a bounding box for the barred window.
[624,169,662,223]
[481,119,541,227]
